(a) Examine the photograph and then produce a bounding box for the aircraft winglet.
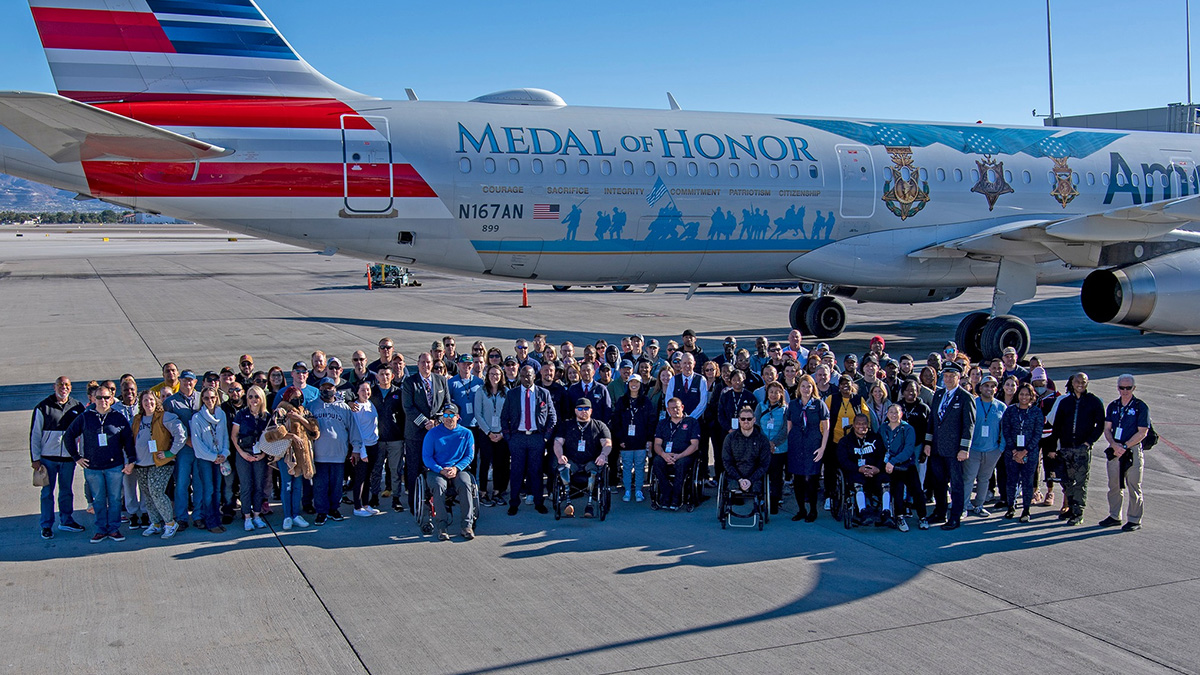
[0,91,231,163]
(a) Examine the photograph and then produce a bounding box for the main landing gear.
[788,285,847,339]
[956,312,1030,362]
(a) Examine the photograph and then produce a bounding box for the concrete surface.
[1,223,1197,674]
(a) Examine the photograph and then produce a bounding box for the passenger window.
[459,157,471,173]
[936,167,945,181]
[970,168,980,182]
[1072,171,1080,185]
[483,157,495,174]
[708,162,719,177]
[601,160,611,176]
[730,163,740,177]
[645,161,656,176]
[578,159,589,175]
[666,161,677,177]
[1102,172,1109,186]
[749,163,760,178]
[1047,171,1055,186]
[532,158,543,174]
[623,160,634,176]
[788,164,799,179]
[555,159,566,175]
[1131,173,1140,187]
[809,165,819,180]
[1086,172,1095,185]
[1022,170,1031,184]
[1004,169,1012,183]
[508,158,520,174]
[1116,173,1126,186]
[769,164,780,179]
[1145,173,1154,187]
[688,162,698,177]
[953,168,963,182]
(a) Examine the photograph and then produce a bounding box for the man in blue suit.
[502,365,557,515]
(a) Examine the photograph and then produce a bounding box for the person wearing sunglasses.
[1099,375,1151,532]
[721,405,772,503]
[551,398,611,519]
[62,385,136,543]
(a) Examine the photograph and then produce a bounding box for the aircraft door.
[836,144,875,218]
[491,238,543,279]
[1170,156,1195,198]
[341,115,394,214]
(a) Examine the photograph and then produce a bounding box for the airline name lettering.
[457,123,818,162]
[1104,151,1199,205]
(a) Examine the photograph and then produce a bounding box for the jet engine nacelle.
[1081,249,1200,335]
[833,286,966,304]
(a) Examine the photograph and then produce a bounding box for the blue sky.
[0,1,1195,125]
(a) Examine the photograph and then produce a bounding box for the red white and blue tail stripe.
[29,0,368,103]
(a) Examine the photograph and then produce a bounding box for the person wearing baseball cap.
[679,329,708,368]
[923,360,975,530]
[1001,347,1031,383]
[279,361,318,409]
[162,369,203,531]
[236,354,255,386]
[421,402,477,540]
[964,375,1006,519]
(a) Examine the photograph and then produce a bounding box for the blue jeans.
[173,446,203,523]
[39,459,76,529]
[280,472,304,520]
[620,449,646,494]
[313,462,342,515]
[83,466,124,535]
[194,458,220,527]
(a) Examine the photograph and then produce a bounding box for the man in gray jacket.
[310,378,362,525]
[30,376,85,539]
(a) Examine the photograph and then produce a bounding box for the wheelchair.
[649,455,703,512]
[835,468,886,530]
[550,462,612,521]
[716,473,770,530]
[413,468,480,535]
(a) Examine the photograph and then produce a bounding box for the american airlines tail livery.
[3,0,1199,360]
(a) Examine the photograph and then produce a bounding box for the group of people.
[29,329,1152,543]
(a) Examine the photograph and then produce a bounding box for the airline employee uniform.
[501,384,557,512]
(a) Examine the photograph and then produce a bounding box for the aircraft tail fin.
[28,0,370,103]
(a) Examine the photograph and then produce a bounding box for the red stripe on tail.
[31,7,175,53]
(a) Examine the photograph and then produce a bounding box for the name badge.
[148,440,158,454]
[766,419,774,431]
[731,418,738,430]
[577,440,586,454]
[465,403,472,414]
[628,424,636,437]
[98,433,108,447]
[842,417,849,428]
[491,415,500,428]
[665,442,673,454]
[1016,434,1026,447]
[1114,427,1123,441]
[981,427,989,438]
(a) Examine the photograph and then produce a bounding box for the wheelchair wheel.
[716,474,728,524]
[598,472,611,522]
[550,471,562,521]
[414,474,433,535]
[839,474,853,530]
[649,472,661,510]
[684,460,700,512]
[762,481,771,525]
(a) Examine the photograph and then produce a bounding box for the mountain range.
[0,174,113,212]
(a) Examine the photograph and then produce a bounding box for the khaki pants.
[1106,447,1143,524]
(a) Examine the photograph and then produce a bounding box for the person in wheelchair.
[551,398,612,518]
[721,405,772,497]
[836,414,891,527]
[421,403,477,541]
[652,398,701,511]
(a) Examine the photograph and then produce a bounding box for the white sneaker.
[524,494,533,505]
[244,519,254,532]
[367,507,383,515]
[252,516,268,529]
[282,517,293,530]
[292,515,309,528]
[161,523,178,539]
[353,508,373,517]
[142,524,163,537]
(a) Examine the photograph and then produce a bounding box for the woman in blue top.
[1001,382,1046,522]
[190,386,230,534]
[756,381,788,515]
[612,375,655,502]
[786,374,830,522]
[232,385,272,530]
[881,403,927,532]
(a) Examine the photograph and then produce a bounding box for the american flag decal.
[533,204,560,219]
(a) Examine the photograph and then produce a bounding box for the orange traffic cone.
[367,265,373,290]
[520,283,531,309]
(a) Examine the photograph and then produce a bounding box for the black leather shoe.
[940,520,960,531]
[507,505,518,516]
[534,504,549,514]
[1121,522,1141,532]
[791,513,804,522]
[1098,516,1122,528]
[927,514,946,525]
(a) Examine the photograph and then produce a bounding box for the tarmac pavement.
[1,223,1198,674]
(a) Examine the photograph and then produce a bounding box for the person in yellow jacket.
[822,377,868,512]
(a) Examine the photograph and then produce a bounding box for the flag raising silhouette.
[646,177,669,206]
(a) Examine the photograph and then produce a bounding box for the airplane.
[2,0,1199,362]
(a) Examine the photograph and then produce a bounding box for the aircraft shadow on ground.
[0,503,1115,674]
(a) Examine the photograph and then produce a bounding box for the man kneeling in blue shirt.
[422,403,478,541]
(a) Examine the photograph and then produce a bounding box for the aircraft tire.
[737,283,755,294]
[789,296,813,333]
[981,315,1031,361]
[611,285,631,292]
[552,285,571,292]
[804,296,846,339]
[955,312,991,363]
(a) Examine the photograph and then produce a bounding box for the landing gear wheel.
[737,283,755,294]
[789,296,813,333]
[552,285,571,292]
[981,315,1031,361]
[805,296,847,339]
[611,285,631,292]
[955,311,990,363]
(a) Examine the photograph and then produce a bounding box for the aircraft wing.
[0,91,231,163]
[909,195,1200,267]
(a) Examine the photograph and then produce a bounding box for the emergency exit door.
[836,144,876,218]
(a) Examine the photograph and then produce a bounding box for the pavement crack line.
[86,258,162,366]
